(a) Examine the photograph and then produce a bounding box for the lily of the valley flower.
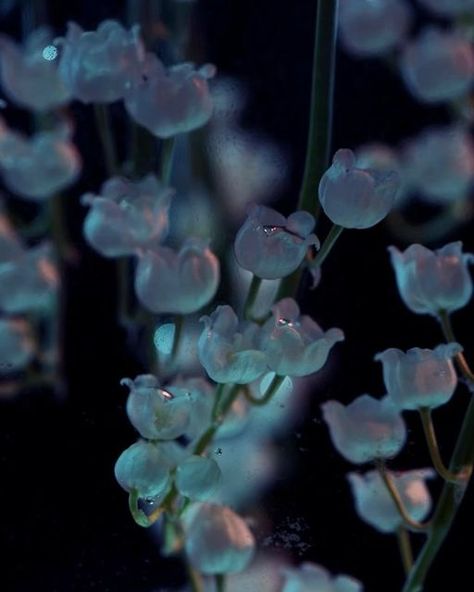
[388,242,474,315]
[282,562,363,592]
[375,344,462,410]
[175,455,222,501]
[82,174,172,257]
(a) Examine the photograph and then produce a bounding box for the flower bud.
[375,344,461,410]
[319,149,399,229]
[388,242,474,315]
[322,394,406,464]
[234,205,318,279]
[347,469,435,533]
[184,503,255,574]
[282,562,363,592]
[176,455,222,501]
[134,239,219,314]
[401,28,474,104]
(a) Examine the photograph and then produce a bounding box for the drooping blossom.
[282,562,363,592]
[175,455,222,501]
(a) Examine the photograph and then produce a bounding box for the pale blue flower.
[57,20,145,103]
[258,298,344,377]
[167,375,215,442]
[319,149,399,229]
[321,395,406,464]
[355,143,407,205]
[375,344,462,410]
[418,0,474,18]
[388,242,474,315]
[347,468,435,533]
[233,205,318,279]
[339,0,412,57]
[184,503,255,574]
[282,562,363,592]
[82,174,172,257]
[176,455,222,501]
[0,318,35,373]
[401,28,474,104]
[0,28,70,111]
[114,440,171,500]
[134,239,220,314]
[124,54,215,138]
[198,304,267,384]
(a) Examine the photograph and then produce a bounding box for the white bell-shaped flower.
[0,318,35,373]
[0,242,58,313]
[375,344,462,410]
[122,374,191,440]
[401,28,474,104]
[198,304,267,384]
[176,455,222,501]
[339,0,412,57]
[167,375,214,442]
[418,0,474,18]
[319,149,399,229]
[388,242,474,315]
[402,126,474,204]
[0,119,81,200]
[82,174,172,257]
[114,440,171,500]
[124,53,215,138]
[321,394,407,464]
[57,20,145,103]
[184,503,255,574]
[0,28,71,111]
[134,239,220,314]
[258,298,344,377]
[282,562,363,592]
[234,205,318,279]
[347,469,435,533]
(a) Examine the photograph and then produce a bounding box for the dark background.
[0,1,473,591]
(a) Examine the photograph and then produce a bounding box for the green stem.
[215,574,226,592]
[169,314,184,367]
[438,310,474,383]
[309,224,343,269]
[243,374,285,406]
[397,527,414,576]
[94,104,119,176]
[186,563,204,592]
[243,275,263,320]
[160,137,176,185]
[128,489,151,527]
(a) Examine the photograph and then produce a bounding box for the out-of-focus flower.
[400,28,474,104]
[184,503,255,574]
[0,119,81,200]
[57,20,144,103]
[176,455,222,501]
[258,298,344,377]
[114,440,171,500]
[198,304,267,384]
[122,374,191,440]
[234,206,318,280]
[319,149,399,229]
[339,0,412,57]
[355,143,407,205]
[388,242,474,315]
[282,562,363,592]
[0,318,35,373]
[134,239,219,314]
[0,242,58,313]
[0,28,70,111]
[418,0,474,18]
[375,344,461,410]
[401,126,474,204]
[321,395,406,464]
[82,174,172,257]
[347,469,435,533]
[124,53,215,137]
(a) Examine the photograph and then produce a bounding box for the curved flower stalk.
[400,28,474,104]
[82,174,173,257]
[418,0,474,16]
[401,126,474,204]
[375,344,462,411]
[183,503,256,574]
[258,298,344,377]
[347,469,435,533]
[234,205,318,280]
[124,53,216,138]
[57,20,145,103]
[388,242,474,316]
[0,119,81,201]
[321,394,407,464]
[134,239,220,314]
[0,28,71,111]
[198,304,267,384]
[338,0,412,58]
[319,149,399,229]
[282,562,363,592]
[0,318,36,373]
